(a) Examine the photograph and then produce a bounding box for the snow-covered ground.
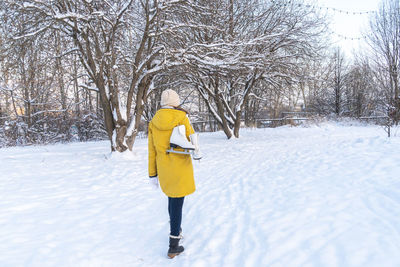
[1,122,400,267]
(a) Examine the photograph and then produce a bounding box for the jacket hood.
[151,108,187,131]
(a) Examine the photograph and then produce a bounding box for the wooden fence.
[138,115,391,138]
[192,115,390,131]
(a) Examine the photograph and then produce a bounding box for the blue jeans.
[168,197,184,236]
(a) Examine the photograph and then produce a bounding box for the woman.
[148,89,197,258]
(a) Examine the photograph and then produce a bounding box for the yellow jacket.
[148,108,196,197]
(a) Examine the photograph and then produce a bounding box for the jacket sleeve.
[148,123,157,177]
[183,115,195,139]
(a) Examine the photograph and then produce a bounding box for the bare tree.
[332,47,347,115]
[343,58,379,117]
[368,0,400,122]
[162,0,327,138]
[5,0,179,151]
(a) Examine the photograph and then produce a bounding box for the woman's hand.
[149,176,159,189]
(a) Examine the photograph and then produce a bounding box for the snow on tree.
[367,0,400,123]
[161,0,327,138]
[4,0,183,151]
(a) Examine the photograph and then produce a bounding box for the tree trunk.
[214,77,233,139]
[95,76,115,150]
[335,84,340,115]
[73,56,81,116]
[55,33,67,113]
[233,110,241,138]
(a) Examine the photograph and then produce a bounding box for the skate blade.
[170,143,194,150]
[166,149,192,155]
[167,252,181,259]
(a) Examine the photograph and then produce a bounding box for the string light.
[269,0,377,15]
[268,0,374,41]
[330,31,367,41]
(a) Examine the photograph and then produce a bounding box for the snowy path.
[1,123,400,266]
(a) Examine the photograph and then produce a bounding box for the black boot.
[168,236,184,258]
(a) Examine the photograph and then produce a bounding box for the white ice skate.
[166,125,195,155]
[189,133,202,160]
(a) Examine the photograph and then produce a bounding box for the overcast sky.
[316,0,382,57]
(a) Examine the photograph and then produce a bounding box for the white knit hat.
[160,89,180,107]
